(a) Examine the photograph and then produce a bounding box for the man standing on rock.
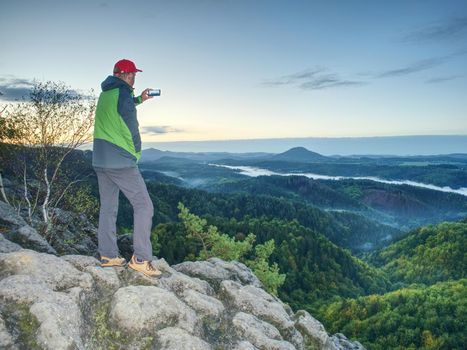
[92,59,161,277]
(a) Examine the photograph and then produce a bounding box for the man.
[92,59,161,277]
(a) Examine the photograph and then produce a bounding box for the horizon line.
[79,134,467,156]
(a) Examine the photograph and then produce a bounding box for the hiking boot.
[100,256,126,267]
[128,256,162,278]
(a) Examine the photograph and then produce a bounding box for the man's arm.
[133,89,152,105]
[133,95,143,105]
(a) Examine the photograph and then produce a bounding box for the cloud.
[425,75,462,84]
[299,75,367,90]
[0,75,91,102]
[0,76,35,101]
[375,48,467,79]
[142,126,183,135]
[262,68,366,91]
[402,17,467,43]
[376,57,446,78]
[262,68,325,86]
[263,48,465,91]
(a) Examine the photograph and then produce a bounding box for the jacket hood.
[101,76,133,92]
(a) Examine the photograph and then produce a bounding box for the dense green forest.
[317,222,467,349]
[318,279,467,350]
[117,181,401,253]
[365,222,467,286]
[194,170,467,230]
[216,157,467,189]
[141,158,467,231]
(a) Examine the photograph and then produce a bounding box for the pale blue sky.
[1,0,466,146]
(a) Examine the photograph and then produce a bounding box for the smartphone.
[147,89,161,97]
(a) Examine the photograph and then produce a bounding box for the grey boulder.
[174,257,263,289]
[0,249,92,290]
[0,201,56,254]
[232,312,296,350]
[154,327,213,350]
[109,285,202,336]
[0,235,22,253]
[0,274,83,350]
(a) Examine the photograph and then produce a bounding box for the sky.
[1,0,467,152]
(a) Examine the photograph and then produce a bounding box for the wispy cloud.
[262,68,366,91]
[262,68,325,86]
[376,57,446,78]
[374,48,467,79]
[264,48,465,91]
[299,75,366,90]
[425,75,462,84]
[402,17,467,43]
[142,126,183,135]
[0,76,35,101]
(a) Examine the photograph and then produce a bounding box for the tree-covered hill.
[318,279,467,350]
[364,221,467,286]
[208,175,367,211]
[206,174,467,231]
[270,146,330,162]
[316,220,467,349]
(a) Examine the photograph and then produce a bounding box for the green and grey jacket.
[92,76,143,168]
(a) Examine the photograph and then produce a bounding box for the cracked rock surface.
[0,248,365,349]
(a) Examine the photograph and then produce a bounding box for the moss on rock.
[2,303,41,349]
[87,300,154,350]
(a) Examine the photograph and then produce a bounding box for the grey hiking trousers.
[94,167,154,261]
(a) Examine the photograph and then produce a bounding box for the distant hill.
[140,148,172,161]
[140,148,271,163]
[270,147,329,162]
[141,147,333,164]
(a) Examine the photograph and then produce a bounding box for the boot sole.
[101,261,127,267]
[128,264,162,278]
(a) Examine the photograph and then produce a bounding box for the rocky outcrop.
[174,257,263,289]
[0,247,365,350]
[0,200,99,256]
[0,201,56,254]
[48,208,98,256]
[0,235,21,253]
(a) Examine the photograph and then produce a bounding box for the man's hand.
[140,88,154,103]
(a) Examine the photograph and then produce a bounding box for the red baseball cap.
[113,59,142,74]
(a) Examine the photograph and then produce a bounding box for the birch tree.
[0,81,95,234]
